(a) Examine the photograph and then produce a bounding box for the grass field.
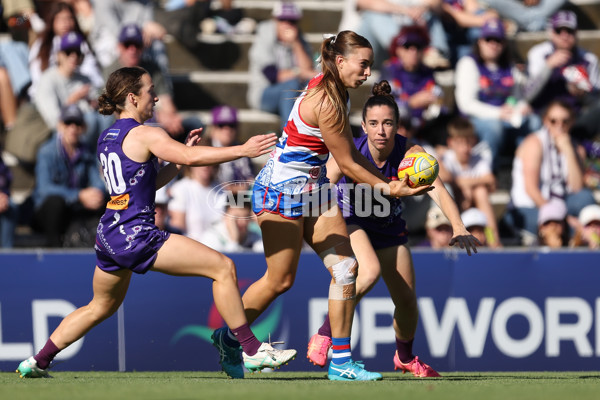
[2,371,600,400]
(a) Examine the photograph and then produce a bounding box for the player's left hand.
[185,128,203,146]
[449,231,481,256]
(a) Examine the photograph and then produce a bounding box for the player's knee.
[215,255,238,285]
[328,257,358,300]
[87,300,120,323]
[394,287,417,309]
[330,256,358,285]
[267,274,295,295]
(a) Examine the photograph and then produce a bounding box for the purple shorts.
[364,229,408,250]
[95,229,171,274]
[346,219,408,250]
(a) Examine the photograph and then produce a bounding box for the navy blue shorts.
[95,229,171,274]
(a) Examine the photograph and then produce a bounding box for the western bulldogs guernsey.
[253,75,343,219]
[95,118,166,264]
[337,134,409,249]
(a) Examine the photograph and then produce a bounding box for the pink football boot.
[307,333,332,367]
[393,352,441,378]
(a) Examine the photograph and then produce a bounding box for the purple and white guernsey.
[469,55,514,106]
[95,118,166,266]
[337,134,409,249]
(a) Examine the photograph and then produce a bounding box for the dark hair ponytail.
[98,66,147,115]
[310,30,372,132]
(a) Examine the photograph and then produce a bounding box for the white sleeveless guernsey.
[255,74,348,194]
[510,127,569,208]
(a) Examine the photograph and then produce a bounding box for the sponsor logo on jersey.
[106,193,130,210]
[103,129,120,141]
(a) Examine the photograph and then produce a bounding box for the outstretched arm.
[428,175,481,255]
[409,140,481,255]
[125,125,277,168]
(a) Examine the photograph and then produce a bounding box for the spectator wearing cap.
[526,10,600,122]
[461,207,490,246]
[247,1,318,129]
[381,25,450,146]
[571,204,600,249]
[536,198,569,248]
[420,206,453,249]
[209,105,255,191]
[28,2,103,102]
[455,17,539,169]
[32,104,107,247]
[103,23,202,141]
[35,31,113,147]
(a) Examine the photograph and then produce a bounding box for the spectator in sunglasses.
[526,10,599,118]
[507,99,596,237]
[35,31,112,147]
[455,18,539,170]
[32,104,107,247]
[103,24,202,141]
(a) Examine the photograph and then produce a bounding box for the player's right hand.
[242,133,278,158]
[389,175,433,198]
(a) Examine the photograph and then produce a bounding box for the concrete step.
[164,0,343,72]
[166,32,325,73]
[167,25,600,73]
[171,69,377,112]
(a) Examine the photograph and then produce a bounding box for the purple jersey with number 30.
[95,118,164,260]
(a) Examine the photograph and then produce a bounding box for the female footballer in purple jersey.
[16,66,296,379]
[306,80,480,377]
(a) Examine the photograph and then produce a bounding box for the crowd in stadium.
[0,0,599,250]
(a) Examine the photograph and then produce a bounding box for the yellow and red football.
[397,152,439,188]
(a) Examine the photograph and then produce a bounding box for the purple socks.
[317,314,332,338]
[230,323,261,356]
[34,338,60,369]
[396,337,415,363]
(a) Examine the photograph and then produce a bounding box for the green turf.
[2,371,600,400]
